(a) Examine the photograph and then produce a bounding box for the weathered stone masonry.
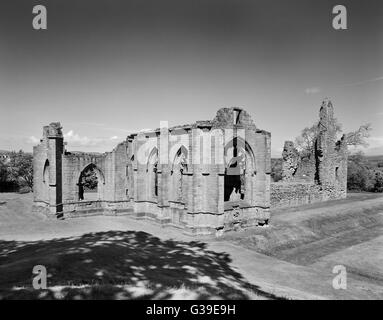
[33,100,348,234]
[270,99,348,208]
[33,108,271,235]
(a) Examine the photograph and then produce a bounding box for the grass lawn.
[0,193,279,300]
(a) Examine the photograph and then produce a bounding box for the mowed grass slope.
[220,193,383,284]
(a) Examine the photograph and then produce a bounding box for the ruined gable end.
[281,141,300,181]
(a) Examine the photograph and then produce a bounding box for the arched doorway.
[224,137,255,202]
[171,146,188,202]
[125,155,134,199]
[78,164,105,201]
[224,155,246,201]
[147,148,158,199]
[42,159,50,201]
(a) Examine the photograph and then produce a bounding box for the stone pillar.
[191,128,203,213]
[158,124,169,209]
[46,123,64,216]
[316,99,337,185]
[217,173,225,214]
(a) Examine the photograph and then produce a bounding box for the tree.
[347,158,369,191]
[345,123,372,148]
[348,151,367,166]
[80,165,98,190]
[294,123,319,153]
[271,158,282,182]
[374,171,383,192]
[347,151,383,193]
[0,153,20,192]
[295,120,342,153]
[8,150,33,188]
[295,120,371,154]
[0,160,9,185]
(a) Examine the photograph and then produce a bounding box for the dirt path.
[208,241,383,300]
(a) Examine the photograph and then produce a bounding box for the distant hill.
[272,155,383,170]
[366,155,383,168]
[0,150,32,155]
[365,155,383,161]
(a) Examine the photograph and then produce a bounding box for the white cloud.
[305,76,383,95]
[350,136,383,155]
[105,127,132,133]
[367,136,383,148]
[25,130,123,152]
[63,130,122,147]
[64,130,97,146]
[342,76,383,87]
[28,136,40,144]
[304,87,321,94]
[67,121,132,134]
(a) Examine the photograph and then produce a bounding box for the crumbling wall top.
[212,108,257,129]
[319,98,334,122]
[43,122,63,138]
[282,141,300,181]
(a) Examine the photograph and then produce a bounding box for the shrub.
[271,158,282,182]
[18,186,32,194]
[347,152,383,192]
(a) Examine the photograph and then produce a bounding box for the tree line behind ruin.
[0,150,33,192]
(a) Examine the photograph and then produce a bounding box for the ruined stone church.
[33,100,347,235]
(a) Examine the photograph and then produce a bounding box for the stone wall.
[33,107,271,235]
[274,99,348,209]
[127,108,271,235]
[33,122,64,215]
[270,182,345,209]
[33,100,347,233]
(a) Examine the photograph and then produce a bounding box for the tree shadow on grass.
[0,230,283,300]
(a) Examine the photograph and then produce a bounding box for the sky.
[0,0,382,156]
